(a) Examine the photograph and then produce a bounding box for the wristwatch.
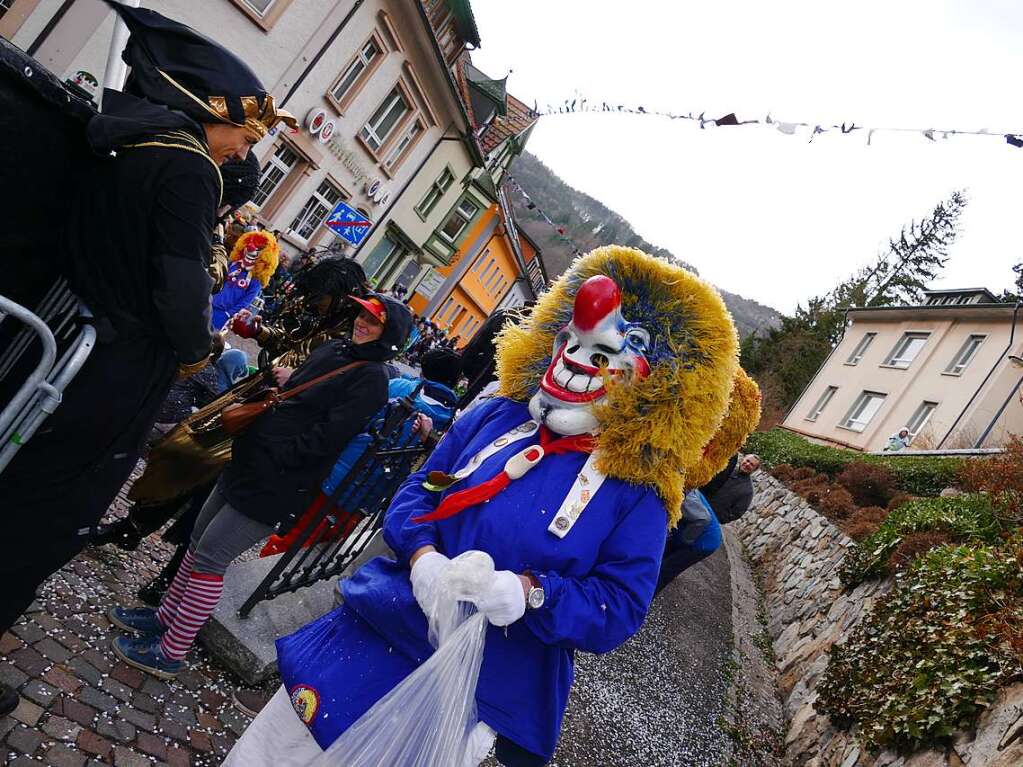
[525,573,545,610]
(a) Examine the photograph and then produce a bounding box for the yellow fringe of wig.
[496,246,739,526]
[684,367,762,490]
[229,230,280,288]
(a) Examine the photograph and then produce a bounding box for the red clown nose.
[572,275,622,331]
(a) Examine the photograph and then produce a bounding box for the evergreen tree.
[744,190,968,424]
[997,262,1023,302]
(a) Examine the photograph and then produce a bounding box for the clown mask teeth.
[530,274,652,435]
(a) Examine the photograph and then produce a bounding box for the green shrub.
[817,540,1023,750]
[839,494,1001,586]
[745,428,966,496]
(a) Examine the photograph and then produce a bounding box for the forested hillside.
[507,151,781,337]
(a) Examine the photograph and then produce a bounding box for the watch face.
[528,587,545,609]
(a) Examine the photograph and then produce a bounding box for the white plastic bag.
[311,551,496,767]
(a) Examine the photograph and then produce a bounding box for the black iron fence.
[238,395,432,617]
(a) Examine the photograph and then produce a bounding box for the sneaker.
[232,688,272,718]
[111,635,183,680]
[0,681,18,718]
[108,606,165,637]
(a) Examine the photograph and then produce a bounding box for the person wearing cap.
[0,2,296,684]
[108,293,411,677]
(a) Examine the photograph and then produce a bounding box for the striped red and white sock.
[159,572,224,661]
[156,549,196,628]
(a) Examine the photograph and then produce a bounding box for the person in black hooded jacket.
[0,3,295,707]
[108,293,411,678]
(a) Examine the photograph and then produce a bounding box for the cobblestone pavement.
[0,484,272,767]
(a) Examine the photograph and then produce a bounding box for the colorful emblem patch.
[289,684,321,724]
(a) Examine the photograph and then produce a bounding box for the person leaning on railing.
[107,294,412,679]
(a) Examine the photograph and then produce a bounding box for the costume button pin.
[494,437,509,447]
[554,516,570,531]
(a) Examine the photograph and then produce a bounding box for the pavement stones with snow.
[0,484,276,766]
[544,547,733,767]
[3,465,740,767]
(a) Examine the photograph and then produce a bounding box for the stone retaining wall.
[734,471,1023,767]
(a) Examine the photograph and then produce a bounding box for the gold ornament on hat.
[158,69,298,140]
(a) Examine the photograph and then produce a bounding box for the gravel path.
[547,547,734,767]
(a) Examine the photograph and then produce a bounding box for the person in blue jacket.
[224,246,741,767]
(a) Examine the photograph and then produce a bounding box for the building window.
[478,258,497,282]
[382,118,425,173]
[242,0,276,15]
[439,199,479,243]
[436,297,454,322]
[845,332,876,365]
[360,87,411,152]
[806,386,838,421]
[362,235,404,282]
[252,144,298,207]
[417,169,455,218]
[483,263,503,291]
[331,38,382,106]
[841,391,887,432]
[944,335,986,376]
[884,332,930,369]
[907,401,938,439]
[289,180,343,241]
[472,249,491,272]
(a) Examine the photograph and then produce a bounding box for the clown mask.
[241,245,259,270]
[529,275,651,435]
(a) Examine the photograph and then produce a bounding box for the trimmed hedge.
[838,494,1001,586]
[745,428,965,496]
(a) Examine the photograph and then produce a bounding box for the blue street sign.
[325,200,373,246]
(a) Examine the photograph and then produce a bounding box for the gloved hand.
[475,570,526,626]
[461,721,497,767]
[410,551,450,619]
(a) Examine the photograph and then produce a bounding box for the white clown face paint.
[529,275,651,436]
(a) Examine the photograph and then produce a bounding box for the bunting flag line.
[533,98,1023,150]
[505,176,586,258]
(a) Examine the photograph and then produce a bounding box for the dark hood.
[87,88,205,152]
[348,294,412,363]
[104,1,269,128]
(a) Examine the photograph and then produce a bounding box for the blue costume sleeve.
[383,398,504,564]
[526,490,667,653]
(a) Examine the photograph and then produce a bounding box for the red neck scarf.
[413,426,595,523]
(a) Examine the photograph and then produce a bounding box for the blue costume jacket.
[328,397,667,759]
[210,262,261,329]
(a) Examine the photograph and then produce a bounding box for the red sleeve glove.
[230,314,262,339]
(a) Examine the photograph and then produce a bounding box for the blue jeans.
[655,509,722,594]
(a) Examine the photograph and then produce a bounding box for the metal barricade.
[238,396,431,617]
[0,279,96,474]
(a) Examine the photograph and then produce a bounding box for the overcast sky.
[469,0,1023,314]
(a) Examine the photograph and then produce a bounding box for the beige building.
[3,0,483,274]
[782,288,1023,451]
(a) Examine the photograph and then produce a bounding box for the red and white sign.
[306,108,328,134]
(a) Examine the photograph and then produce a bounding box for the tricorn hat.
[105,1,297,139]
